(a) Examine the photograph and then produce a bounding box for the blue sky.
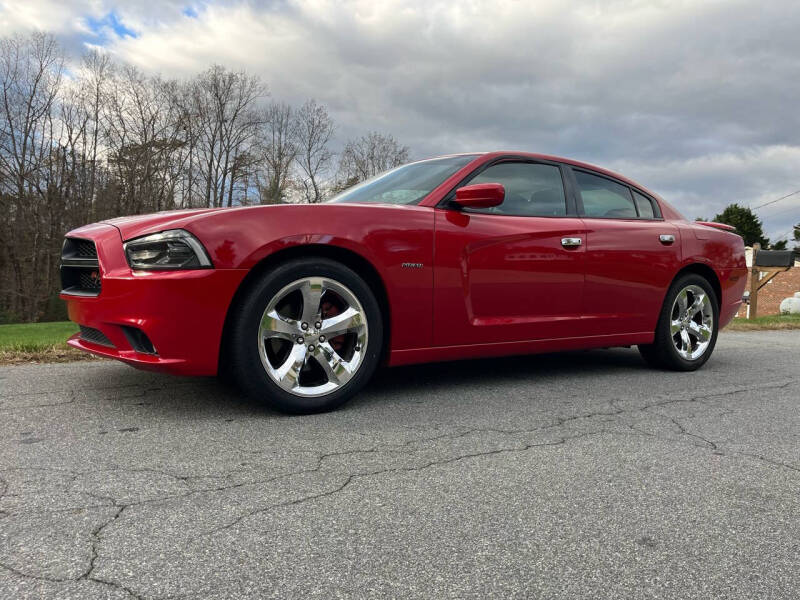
[84,11,138,41]
[1,0,798,242]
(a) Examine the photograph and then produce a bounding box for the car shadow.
[72,347,650,419]
[365,347,648,397]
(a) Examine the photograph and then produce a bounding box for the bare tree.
[256,101,296,204]
[293,99,333,203]
[337,131,409,186]
[0,32,65,321]
[0,32,64,199]
[191,65,266,208]
[57,83,91,223]
[102,65,185,215]
[77,49,112,221]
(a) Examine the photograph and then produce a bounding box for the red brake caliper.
[321,300,346,352]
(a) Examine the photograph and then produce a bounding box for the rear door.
[570,168,681,336]
[433,160,586,346]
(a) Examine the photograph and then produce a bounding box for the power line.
[757,202,800,218]
[770,224,800,243]
[751,189,800,210]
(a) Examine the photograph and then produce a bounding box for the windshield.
[327,155,479,205]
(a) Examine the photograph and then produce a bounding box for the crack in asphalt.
[201,433,595,537]
[0,381,206,413]
[77,505,146,600]
[0,561,75,584]
[668,416,719,450]
[0,503,143,599]
[4,378,798,522]
[1,379,202,400]
[189,379,796,536]
[1,370,798,598]
[736,452,800,474]
[0,560,145,600]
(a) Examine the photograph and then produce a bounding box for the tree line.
[709,204,799,253]
[0,32,410,323]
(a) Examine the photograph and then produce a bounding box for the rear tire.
[638,273,719,371]
[227,258,383,414]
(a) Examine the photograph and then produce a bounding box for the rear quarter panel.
[679,223,747,327]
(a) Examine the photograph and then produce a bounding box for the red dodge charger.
[61,152,746,413]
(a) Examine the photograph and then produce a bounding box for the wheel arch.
[671,262,722,309]
[218,243,392,374]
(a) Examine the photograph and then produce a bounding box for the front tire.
[228,258,383,414]
[638,274,719,371]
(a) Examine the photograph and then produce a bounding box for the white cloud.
[609,145,800,237]
[3,0,799,239]
[0,0,90,34]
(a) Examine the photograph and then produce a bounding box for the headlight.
[124,229,212,270]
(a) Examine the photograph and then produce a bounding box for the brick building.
[735,247,800,318]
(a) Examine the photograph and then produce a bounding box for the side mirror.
[453,183,505,209]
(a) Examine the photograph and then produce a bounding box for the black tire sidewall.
[229,258,383,414]
[656,274,719,370]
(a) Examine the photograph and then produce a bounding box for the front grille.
[78,270,102,291]
[79,325,114,347]
[62,237,98,260]
[74,239,97,258]
[61,238,101,296]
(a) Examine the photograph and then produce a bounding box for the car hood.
[100,202,422,243]
[102,208,233,240]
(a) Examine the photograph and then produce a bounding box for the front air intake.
[61,238,101,296]
[121,326,157,355]
[79,325,114,348]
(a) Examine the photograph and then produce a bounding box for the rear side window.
[466,162,566,217]
[633,190,657,219]
[575,170,637,218]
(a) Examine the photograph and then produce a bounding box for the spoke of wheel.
[670,319,682,336]
[260,309,301,341]
[274,344,307,391]
[299,278,325,325]
[688,293,706,317]
[320,306,364,337]
[314,342,355,386]
[680,329,691,353]
[688,321,712,342]
[676,289,689,315]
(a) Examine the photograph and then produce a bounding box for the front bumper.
[61,224,248,376]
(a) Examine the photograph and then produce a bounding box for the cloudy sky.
[1,0,798,241]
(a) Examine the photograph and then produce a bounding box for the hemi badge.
[401,262,423,269]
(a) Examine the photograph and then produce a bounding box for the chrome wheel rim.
[670,284,714,361]
[257,277,368,397]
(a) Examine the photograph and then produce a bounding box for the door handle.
[561,237,582,248]
[659,234,675,244]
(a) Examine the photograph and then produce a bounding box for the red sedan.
[61,152,746,413]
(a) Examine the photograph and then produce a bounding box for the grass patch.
[726,313,800,331]
[0,321,98,364]
[0,321,79,352]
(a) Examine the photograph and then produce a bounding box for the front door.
[433,160,586,346]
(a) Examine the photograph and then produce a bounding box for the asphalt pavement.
[1,330,799,599]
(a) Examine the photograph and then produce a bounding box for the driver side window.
[464,162,567,217]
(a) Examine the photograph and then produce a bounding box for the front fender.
[183,203,436,352]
